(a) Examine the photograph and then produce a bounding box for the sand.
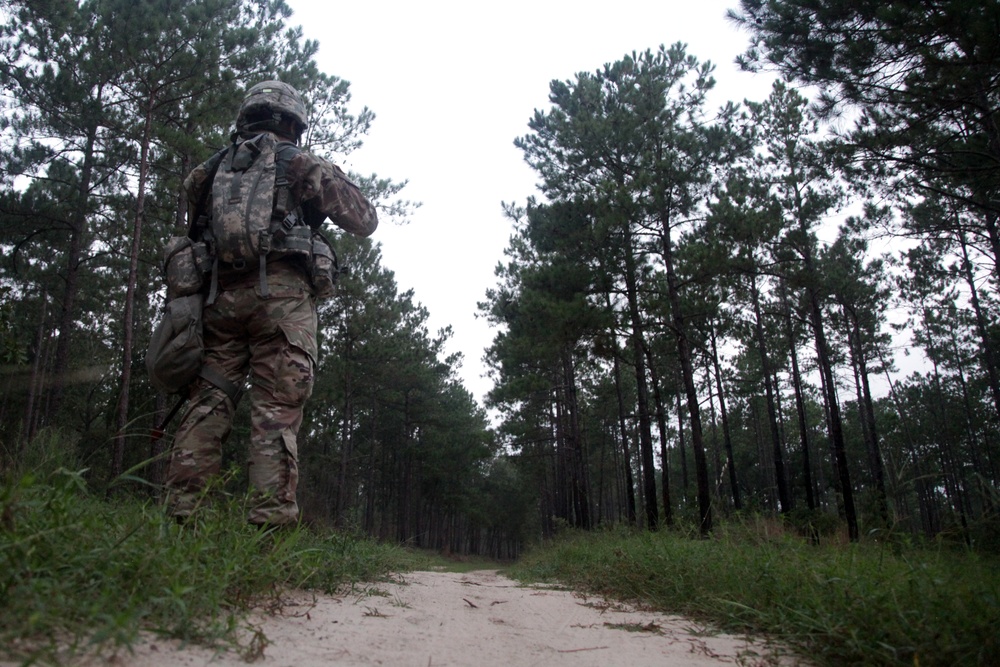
[105,569,799,667]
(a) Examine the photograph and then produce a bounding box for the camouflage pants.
[165,263,317,525]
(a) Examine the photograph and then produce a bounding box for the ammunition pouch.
[271,224,313,256]
[163,237,212,299]
[309,231,340,300]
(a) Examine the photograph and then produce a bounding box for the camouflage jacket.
[182,131,378,239]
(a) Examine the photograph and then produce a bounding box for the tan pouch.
[163,237,212,299]
[309,233,339,300]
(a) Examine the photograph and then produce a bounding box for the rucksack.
[204,131,314,302]
[145,293,243,410]
[145,294,204,395]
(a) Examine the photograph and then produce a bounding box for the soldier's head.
[236,81,308,143]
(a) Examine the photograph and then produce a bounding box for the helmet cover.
[236,81,308,135]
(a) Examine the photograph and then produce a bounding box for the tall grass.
[0,467,406,664]
[509,521,1000,667]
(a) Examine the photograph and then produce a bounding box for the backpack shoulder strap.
[273,141,302,221]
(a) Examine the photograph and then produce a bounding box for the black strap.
[198,365,245,407]
[149,367,243,446]
[151,395,188,442]
[272,141,301,229]
[258,253,269,298]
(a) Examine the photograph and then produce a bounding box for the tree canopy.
[1,0,998,553]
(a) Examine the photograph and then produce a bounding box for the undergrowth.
[6,464,996,666]
[0,468,405,665]
[509,522,999,667]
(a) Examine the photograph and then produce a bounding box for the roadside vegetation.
[3,466,998,666]
[510,524,1000,667]
[0,467,409,665]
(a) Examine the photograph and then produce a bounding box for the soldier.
[165,81,377,526]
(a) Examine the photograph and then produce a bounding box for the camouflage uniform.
[166,109,377,525]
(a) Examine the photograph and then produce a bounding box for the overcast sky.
[285,0,778,405]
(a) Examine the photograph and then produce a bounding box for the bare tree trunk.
[958,230,1000,421]
[48,122,99,424]
[622,229,658,530]
[334,332,357,526]
[22,290,49,449]
[782,283,816,510]
[750,273,791,513]
[949,332,995,485]
[843,309,889,524]
[929,359,971,540]
[599,259,637,525]
[113,95,157,479]
[809,289,858,541]
[675,389,688,504]
[709,325,740,511]
[658,214,711,534]
[643,343,673,526]
[703,362,723,503]
[561,350,591,528]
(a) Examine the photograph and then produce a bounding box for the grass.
[394,548,511,573]
[0,467,408,665]
[5,466,996,666]
[507,521,1000,667]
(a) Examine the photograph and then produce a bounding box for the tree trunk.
[48,122,99,423]
[809,289,858,541]
[561,349,591,529]
[601,277,638,525]
[949,332,995,485]
[929,357,973,534]
[750,273,791,513]
[958,230,1000,421]
[610,350,637,524]
[644,343,673,526]
[22,291,49,448]
[622,228,659,530]
[709,325,740,511]
[659,215,711,534]
[113,97,156,478]
[845,309,889,523]
[675,389,688,503]
[704,362,723,503]
[782,283,816,510]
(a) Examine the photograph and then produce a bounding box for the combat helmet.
[236,80,308,138]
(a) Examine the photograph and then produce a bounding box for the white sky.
[286,0,778,405]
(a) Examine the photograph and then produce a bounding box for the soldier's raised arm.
[288,153,378,238]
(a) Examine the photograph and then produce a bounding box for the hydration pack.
[203,132,313,301]
[159,133,343,308]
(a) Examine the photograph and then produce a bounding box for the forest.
[1,0,998,560]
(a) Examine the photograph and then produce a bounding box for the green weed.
[0,468,405,664]
[509,524,999,667]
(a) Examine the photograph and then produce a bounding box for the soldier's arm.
[291,152,378,237]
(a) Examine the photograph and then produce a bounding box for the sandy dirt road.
[115,569,793,667]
